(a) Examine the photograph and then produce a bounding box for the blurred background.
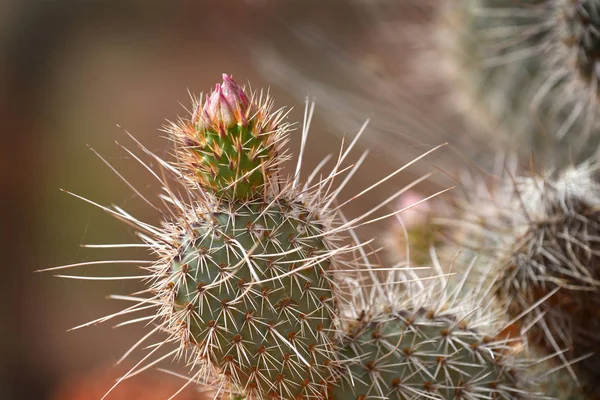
[0,1,484,399]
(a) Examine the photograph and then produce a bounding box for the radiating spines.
[440,160,600,395]
[160,197,339,400]
[168,74,291,200]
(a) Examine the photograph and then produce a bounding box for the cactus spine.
[49,74,448,399]
[439,162,600,396]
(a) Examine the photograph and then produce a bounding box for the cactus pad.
[162,197,338,399]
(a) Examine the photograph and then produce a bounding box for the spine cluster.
[433,162,600,397]
[52,69,600,400]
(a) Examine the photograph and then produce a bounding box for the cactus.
[437,0,600,164]
[163,199,339,399]
[438,161,600,396]
[169,74,289,200]
[164,198,341,399]
[46,75,441,400]
[328,251,547,400]
[331,310,522,399]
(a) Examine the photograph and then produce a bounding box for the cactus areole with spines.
[331,309,522,400]
[170,74,288,200]
[166,197,337,399]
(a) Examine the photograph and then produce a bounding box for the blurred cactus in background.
[436,0,600,166]
[432,161,600,397]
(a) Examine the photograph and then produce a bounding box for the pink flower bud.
[204,84,235,129]
[202,74,251,129]
[221,74,250,124]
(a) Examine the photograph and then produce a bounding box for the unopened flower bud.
[221,73,250,126]
[170,74,289,199]
[205,84,236,129]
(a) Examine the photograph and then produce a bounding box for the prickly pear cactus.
[166,198,337,399]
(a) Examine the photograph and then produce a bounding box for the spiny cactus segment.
[329,250,550,400]
[169,74,289,200]
[331,309,522,400]
[164,198,338,399]
[46,74,443,400]
[440,161,600,395]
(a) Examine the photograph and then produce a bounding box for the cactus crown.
[169,74,290,200]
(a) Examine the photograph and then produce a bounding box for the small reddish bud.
[202,74,251,129]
